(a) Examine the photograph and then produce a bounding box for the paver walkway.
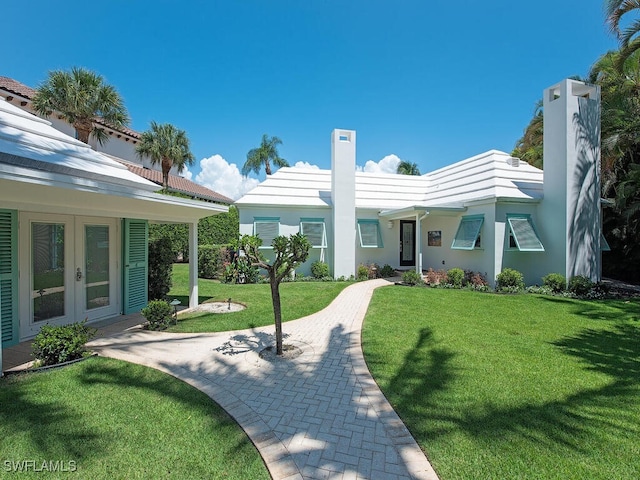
[89,279,439,480]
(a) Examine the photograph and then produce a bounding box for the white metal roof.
[235,150,543,210]
[0,97,227,221]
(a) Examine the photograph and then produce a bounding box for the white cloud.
[357,154,402,174]
[194,154,259,200]
[292,161,320,170]
[182,169,193,181]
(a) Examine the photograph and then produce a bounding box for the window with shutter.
[0,209,18,346]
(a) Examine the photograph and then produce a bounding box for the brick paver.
[89,279,439,480]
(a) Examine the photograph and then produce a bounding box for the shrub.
[496,268,525,293]
[402,270,424,286]
[311,261,330,279]
[568,275,595,297]
[526,285,553,295]
[542,273,566,293]
[424,268,447,286]
[198,245,231,279]
[223,252,260,284]
[465,270,489,290]
[32,320,96,366]
[356,264,370,281]
[141,300,174,331]
[447,268,465,288]
[148,237,174,300]
[379,264,396,277]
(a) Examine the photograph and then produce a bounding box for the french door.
[19,214,119,339]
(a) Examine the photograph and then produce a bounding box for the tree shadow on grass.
[383,320,640,457]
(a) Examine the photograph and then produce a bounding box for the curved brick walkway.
[89,279,439,480]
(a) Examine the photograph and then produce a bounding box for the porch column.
[189,221,198,308]
[415,213,421,275]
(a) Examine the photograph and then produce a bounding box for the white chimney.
[331,129,356,279]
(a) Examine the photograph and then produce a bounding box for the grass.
[166,263,349,332]
[0,357,269,480]
[362,287,640,480]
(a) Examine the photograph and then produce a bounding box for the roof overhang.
[0,171,226,223]
[378,205,467,220]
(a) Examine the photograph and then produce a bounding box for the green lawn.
[166,263,350,332]
[362,287,640,480]
[0,357,269,480]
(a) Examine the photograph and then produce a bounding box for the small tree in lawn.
[238,233,310,355]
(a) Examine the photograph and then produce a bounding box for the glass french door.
[20,214,119,339]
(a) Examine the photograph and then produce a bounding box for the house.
[236,79,604,286]
[0,96,226,373]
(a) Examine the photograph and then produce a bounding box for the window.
[451,215,483,250]
[357,219,383,248]
[253,217,279,248]
[506,214,544,251]
[300,218,327,248]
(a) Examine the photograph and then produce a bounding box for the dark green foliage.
[32,320,96,366]
[148,207,239,262]
[198,244,231,279]
[543,273,567,292]
[379,264,396,277]
[223,254,260,284]
[141,300,173,331]
[447,268,465,287]
[311,261,330,279]
[402,270,424,286]
[148,237,174,300]
[496,268,525,292]
[569,275,595,296]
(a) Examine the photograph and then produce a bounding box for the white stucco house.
[0,96,226,373]
[236,79,605,286]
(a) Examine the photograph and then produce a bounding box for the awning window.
[451,215,483,250]
[357,220,383,248]
[507,214,544,251]
[300,218,327,248]
[253,217,279,248]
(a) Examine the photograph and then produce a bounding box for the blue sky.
[4,1,617,199]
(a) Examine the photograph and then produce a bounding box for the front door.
[400,220,416,266]
[19,214,119,339]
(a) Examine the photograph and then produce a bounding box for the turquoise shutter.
[0,209,18,347]
[123,219,148,314]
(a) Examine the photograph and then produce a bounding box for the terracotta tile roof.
[0,76,140,139]
[123,162,233,204]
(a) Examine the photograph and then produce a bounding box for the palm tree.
[512,100,544,169]
[606,0,640,67]
[396,161,421,175]
[31,67,129,145]
[136,121,195,190]
[242,134,289,176]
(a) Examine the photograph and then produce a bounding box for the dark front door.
[400,220,416,266]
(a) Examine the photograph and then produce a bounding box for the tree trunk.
[74,119,93,144]
[161,156,172,190]
[265,160,272,175]
[270,272,283,355]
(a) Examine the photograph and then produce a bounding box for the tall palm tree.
[606,0,640,67]
[242,134,289,176]
[512,100,544,169]
[31,67,129,145]
[136,121,195,190]
[396,160,421,175]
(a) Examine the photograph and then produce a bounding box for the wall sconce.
[387,220,394,229]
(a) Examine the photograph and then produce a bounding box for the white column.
[189,221,198,308]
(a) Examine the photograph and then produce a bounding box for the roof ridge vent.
[507,157,520,167]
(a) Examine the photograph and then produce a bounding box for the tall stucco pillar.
[189,221,199,308]
[540,79,601,281]
[331,129,356,278]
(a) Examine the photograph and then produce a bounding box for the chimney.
[331,129,356,279]
[540,79,601,281]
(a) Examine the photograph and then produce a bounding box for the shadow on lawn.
[385,320,640,455]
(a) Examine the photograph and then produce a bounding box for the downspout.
[416,212,429,276]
